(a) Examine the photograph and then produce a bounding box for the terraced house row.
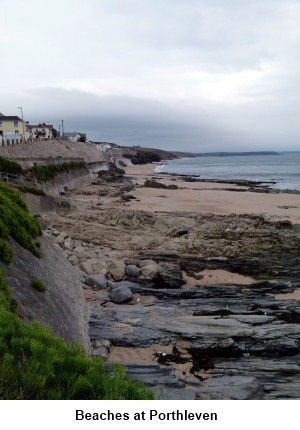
[0,112,58,145]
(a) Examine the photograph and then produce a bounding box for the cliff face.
[0,236,90,353]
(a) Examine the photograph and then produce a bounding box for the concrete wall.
[42,166,92,196]
[0,237,91,352]
[21,193,56,215]
[88,160,108,173]
[13,157,84,170]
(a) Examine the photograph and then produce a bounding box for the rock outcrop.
[89,279,300,399]
[38,178,300,399]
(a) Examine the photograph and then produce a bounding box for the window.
[14,120,18,127]
[0,121,2,127]
[15,130,19,135]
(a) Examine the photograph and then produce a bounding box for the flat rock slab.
[89,280,300,399]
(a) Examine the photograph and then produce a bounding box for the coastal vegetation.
[0,183,42,258]
[28,161,86,182]
[31,278,46,293]
[0,305,154,399]
[0,155,86,183]
[12,184,46,196]
[0,182,154,400]
[0,155,23,176]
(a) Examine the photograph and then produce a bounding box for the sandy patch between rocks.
[107,340,194,378]
[275,289,300,300]
[183,269,256,287]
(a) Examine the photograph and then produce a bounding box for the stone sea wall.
[0,236,91,353]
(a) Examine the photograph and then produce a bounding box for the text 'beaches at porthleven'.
[75,409,218,421]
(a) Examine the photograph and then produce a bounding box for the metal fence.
[0,170,44,188]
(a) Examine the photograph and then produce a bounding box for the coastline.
[41,158,300,399]
[123,162,300,224]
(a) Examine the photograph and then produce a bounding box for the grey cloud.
[21,87,250,151]
[2,1,300,152]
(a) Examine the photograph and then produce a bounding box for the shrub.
[31,278,46,293]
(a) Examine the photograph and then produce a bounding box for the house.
[94,142,112,151]
[63,132,86,142]
[0,112,27,144]
[27,123,58,140]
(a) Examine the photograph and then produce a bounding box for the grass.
[0,308,154,400]
[27,162,86,182]
[0,156,23,176]
[31,278,46,293]
[0,291,155,400]
[0,183,154,400]
[0,240,13,264]
[0,182,42,258]
[12,184,46,196]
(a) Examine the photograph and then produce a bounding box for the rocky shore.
[40,162,300,399]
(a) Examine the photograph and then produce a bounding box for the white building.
[27,123,58,140]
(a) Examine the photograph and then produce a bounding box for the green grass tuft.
[31,278,46,293]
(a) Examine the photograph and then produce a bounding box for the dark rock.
[91,345,108,358]
[125,265,141,278]
[84,275,108,289]
[110,286,133,303]
[144,179,178,190]
[120,363,198,400]
[140,251,300,279]
[89,278,300,399]
[121,194,136,202]
[171,225,192,237]
[158,262,184,288]
[195,376,261,400]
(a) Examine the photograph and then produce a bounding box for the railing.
[0,170,44,188]
[0,137,21,146]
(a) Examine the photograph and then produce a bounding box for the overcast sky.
[1,0,300,151]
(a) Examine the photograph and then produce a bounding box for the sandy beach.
[44,159,300,396]
[123,162,300,224]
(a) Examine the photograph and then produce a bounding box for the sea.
[156,152,300,191]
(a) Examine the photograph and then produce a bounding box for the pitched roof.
[0,115,22,121]
[27,124,54,129]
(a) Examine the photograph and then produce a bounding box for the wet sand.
[123,163,300,224]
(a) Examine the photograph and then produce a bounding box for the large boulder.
[158,262,184,288]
